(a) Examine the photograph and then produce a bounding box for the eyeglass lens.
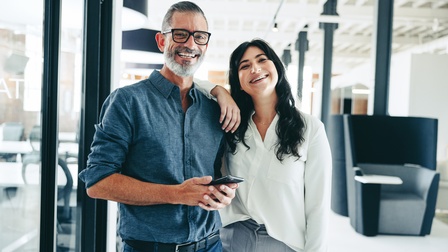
[172,29,210,45]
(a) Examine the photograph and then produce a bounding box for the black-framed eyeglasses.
[162,29,211,45]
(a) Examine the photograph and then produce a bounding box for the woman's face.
[237,46,278,98]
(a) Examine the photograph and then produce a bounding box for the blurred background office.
[0,0,447,251]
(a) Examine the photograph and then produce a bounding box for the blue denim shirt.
[79,71,225,243]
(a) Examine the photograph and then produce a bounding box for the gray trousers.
[220,219,296,252]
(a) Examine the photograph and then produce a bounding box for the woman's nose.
[251,66,261,73]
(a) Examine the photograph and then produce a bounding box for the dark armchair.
[0,122,25,162]
[342,114,440,236]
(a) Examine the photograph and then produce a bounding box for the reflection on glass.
[0,0,83,251]
[0,1,43,249]
[57,0,83,250]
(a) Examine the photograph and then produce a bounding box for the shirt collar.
[149,70,177,99]
[248,111,279,142]
[149,71,199,101]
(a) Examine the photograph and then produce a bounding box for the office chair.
[21,125,73,220]
[0,122,25,162]
[342,114,440,236]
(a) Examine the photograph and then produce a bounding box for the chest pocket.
[266,153,306,187]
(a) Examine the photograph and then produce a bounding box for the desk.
[355,174,403,185]
[0,162,78,188]
[0,141,33,162]
[58,142,79,156]
[59,132,78,143]
[0,141,33,154]
[0,140,78,162]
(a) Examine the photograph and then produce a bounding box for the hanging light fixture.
[121,29,164,72]
[272,22,279,32]
[122,0,148,31]
[265,0,284,36]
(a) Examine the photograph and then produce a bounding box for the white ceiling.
[1,0,446,76]
[143,0,448,74]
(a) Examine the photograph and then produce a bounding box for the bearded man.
[79,2,239,252]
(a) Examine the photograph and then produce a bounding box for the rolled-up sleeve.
[79,89,133,188]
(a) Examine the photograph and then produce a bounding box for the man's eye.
[174,33,187,38]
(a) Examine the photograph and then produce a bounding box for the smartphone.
[208,175,244,185]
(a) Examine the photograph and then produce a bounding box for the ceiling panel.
[142,0,448,74]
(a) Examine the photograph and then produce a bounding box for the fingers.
[220,107,241,133]
[183,177,237,211]
[213,85,241,133]
[227,183,239,190]
[192,176,213,185]
[199,185,236,211]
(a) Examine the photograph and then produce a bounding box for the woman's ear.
[155,32,165,52]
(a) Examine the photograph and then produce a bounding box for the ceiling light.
[272,23,278,32]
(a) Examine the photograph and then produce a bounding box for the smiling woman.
[203,38,332,252]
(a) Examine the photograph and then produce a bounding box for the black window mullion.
[77,0,113,251]
[40,0,62,251]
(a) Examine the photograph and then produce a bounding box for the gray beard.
[164,49,204,77]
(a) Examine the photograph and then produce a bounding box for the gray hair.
[161,1,208,31]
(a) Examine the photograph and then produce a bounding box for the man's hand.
[175,176,237,211]
[211,85,240,133]
[198,183,238,211]
[175,176,215,206]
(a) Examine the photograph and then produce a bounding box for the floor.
[327,210,448,252]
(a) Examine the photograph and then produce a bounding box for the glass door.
[0,0,84,250]
[0,0,45,250]
[56,0,84,250]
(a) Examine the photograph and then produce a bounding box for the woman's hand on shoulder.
[211,85,240,133]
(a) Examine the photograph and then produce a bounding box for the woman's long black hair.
[226,39,306,161]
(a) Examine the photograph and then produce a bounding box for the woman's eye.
[239,65,249,70]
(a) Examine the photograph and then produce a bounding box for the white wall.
[388,53,411,116]
[389,53,448,161]
[409,54,448,161]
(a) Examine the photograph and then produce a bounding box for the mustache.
[175,47,201,56]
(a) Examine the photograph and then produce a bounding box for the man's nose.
[184,34,196,48]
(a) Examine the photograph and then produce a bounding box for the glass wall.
[0,0,84,250]
[56,0,84,250]
[0,0,45,249]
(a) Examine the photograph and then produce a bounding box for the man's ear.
[155,32,165,52]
